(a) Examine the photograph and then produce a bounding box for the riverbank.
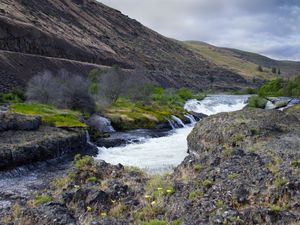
[0,111,96,170]
[1,106,299,225]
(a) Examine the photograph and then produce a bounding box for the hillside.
[0,0,250,93]
[185,41,300,80]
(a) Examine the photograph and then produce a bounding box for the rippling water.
[96,95,250,173]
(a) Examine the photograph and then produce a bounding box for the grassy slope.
[184,41,290,80]
[10,103,86,127]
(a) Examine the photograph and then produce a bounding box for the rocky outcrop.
[165,108,300,224]
[0,0,252,92]
[0,112,41,131]
[0,112,96,170]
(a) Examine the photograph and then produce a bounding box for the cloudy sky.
[100,0,300,61]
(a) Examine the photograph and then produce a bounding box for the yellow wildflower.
[166,189,174,194]
[87,206,92,212]
[74,185,80,189]
[144,195,151,199]
[100,212,107,217]
[157,187,163,191]
[151,201,156,206]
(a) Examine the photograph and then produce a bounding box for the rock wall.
[0,112,96,170]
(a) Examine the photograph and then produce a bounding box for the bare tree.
[26,70,95,113]
[97,66,153,105]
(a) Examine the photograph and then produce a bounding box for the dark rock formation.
[0,112,41,131]
[0,112,96,170]
[165,108,300,224]
[0,0,252,92]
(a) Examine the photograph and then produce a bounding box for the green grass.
[104,98,187,130]
[34,194,53,205]
[10,103,86,127]
[184,41,276,80]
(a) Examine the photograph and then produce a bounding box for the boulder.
[0,112,41,131]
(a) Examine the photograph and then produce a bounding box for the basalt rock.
[165,108,300,224]
[0,112,97,170]
[0,112,41,131]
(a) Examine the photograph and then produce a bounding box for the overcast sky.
[100,0,300,61]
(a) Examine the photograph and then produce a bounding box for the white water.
[96,95,249,173]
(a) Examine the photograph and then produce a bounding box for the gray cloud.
[100,0,300,60]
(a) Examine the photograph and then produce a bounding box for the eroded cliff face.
[0,0,250,92]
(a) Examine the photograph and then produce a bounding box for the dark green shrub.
[247,96,267,109]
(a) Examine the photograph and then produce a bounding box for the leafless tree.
[97,66,153,105]
[26,70,95,113]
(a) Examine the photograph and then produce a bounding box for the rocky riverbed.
[1,107,299,225]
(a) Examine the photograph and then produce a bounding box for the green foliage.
[188,189,204,201]
[74,154,93,169]
[176,88,193,100]
[193,164,202,172]
[247,96,267,109]
[142,219,167,225]
[291,159,300,167]
[274,177,288,187]
[203,179,213,188]
[10,103,86,127]
[0,90,25,103]
[258,76,300,97]
[34,194,53,205]
[86,176,97,183]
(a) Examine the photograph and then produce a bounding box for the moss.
[10,103,86,127]
[34,194,53,205]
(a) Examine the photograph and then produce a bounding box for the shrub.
[74,155,93,169]
[0,89,25,103]
[247,96,267,109]
[86,176,97,183]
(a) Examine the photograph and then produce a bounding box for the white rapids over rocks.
[96,95,250,173]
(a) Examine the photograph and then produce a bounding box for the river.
[0,94,249,209]
[96,95,249,173]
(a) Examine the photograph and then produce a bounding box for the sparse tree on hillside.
[272,67,277,74]
[97,66,153,105]
[257,65,264,72]
[278,68,281,75]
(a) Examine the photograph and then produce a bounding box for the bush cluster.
[258,76,300,97]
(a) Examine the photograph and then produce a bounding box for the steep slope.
[185,41,300,80]
[0,0,250,92]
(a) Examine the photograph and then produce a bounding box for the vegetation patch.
[10,103,86,127]
[247,96,267,109]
